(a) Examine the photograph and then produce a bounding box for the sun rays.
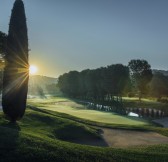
[29,65,38,75]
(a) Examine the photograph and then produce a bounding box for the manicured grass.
[1,107,168,162]
[28,97,153,127]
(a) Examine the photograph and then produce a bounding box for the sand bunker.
[101,128,168,147]
[73,128,168,148]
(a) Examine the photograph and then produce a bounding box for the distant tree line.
[58,60,154,101]
[58,64,129,100]
[58,60,157,114]
[58,64,130,114]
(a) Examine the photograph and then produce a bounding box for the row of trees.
[58,60,168,116]
[58,60,153,99]
[58,64,130,114]
[58,64,129,101]
[58,60,153,114]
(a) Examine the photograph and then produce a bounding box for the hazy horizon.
[0,0,168,77]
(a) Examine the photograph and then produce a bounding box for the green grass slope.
[28,97,153,127]
[0,107,168,162]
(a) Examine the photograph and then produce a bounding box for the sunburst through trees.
[2,0,29,122]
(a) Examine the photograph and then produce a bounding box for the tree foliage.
[58,64,129,114]
[0,31,7,70]
[2,0,29,122]
[128,59,153,100]
[150,72,168,99]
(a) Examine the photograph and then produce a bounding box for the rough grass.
[27,97,153,127]
[1,107,168,162]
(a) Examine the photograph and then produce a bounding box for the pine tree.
[2,0,29,122]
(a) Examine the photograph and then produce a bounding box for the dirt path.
[153,118,168,128]
[100,128,168,147]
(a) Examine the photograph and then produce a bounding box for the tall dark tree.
[128,59,153,101]
[2,0,29,122]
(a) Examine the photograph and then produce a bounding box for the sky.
[0,0,168,77]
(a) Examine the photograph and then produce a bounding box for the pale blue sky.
[0,0,168,77]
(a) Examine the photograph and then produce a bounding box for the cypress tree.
[2,0,29,122]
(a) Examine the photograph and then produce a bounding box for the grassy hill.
[1,106,168,162]
[28,75,59,95]
[29,75,57,87]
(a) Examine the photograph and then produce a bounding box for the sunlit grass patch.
[28,97,153,127]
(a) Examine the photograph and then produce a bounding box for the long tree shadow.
[0,121,20,159]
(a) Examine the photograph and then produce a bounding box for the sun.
[29,65,38,75]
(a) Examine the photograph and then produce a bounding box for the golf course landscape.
[1,96,168,161]
[1,0,168,161]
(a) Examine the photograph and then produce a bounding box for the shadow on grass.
[53,124,109,147]
[0,122,20,152]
